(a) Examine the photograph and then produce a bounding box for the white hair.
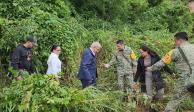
[90,42,102,48]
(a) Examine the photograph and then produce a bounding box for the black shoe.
[149,107,158,112]
[187,85,194,93]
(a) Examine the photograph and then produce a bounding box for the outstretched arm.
[104,54,117,68]
[147,49,176,71]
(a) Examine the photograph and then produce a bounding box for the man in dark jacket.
[11,35,37,80]
[78,42,102,88]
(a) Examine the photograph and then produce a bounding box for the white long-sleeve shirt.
[46,53,61,75]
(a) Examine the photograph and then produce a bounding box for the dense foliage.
[1,0,194,112]
[0,74,125,112]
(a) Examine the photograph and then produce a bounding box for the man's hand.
[104,64,110,68]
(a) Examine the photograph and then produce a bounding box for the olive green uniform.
[149,42,194,112]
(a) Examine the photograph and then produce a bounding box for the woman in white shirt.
[46,45,62,75]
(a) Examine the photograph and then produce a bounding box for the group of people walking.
[10,32,194,112]
[10,36,62,79]
[77,32,194,112]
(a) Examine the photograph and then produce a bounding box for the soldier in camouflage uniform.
[147,32,194,112]
[104,40,137,93]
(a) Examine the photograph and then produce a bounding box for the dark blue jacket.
[134,54,173,90]
[78,48,97,81]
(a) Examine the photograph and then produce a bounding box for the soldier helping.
[147,32,194,112]
[104,40,137,93]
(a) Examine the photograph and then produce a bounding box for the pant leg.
[187,85,194,93]
[81,80,91,89]
[164,80,190,112]
[154,88,164,100]
[187,85,194,102]
[145,73,153,97]
[118,74,125,92]
[125,73,134,93]
[91,79,97,87]
[141,84,146,93]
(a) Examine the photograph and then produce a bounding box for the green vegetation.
[0,75,124,112]
[0,0,194,111]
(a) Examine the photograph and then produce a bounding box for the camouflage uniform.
[149,42,194,112]
[108,46,137,93]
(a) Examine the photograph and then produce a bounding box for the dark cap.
[116,40,124,45]
[26,35,38,46]
[174,32,188,41]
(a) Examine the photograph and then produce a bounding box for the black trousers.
[81,79,96,88]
